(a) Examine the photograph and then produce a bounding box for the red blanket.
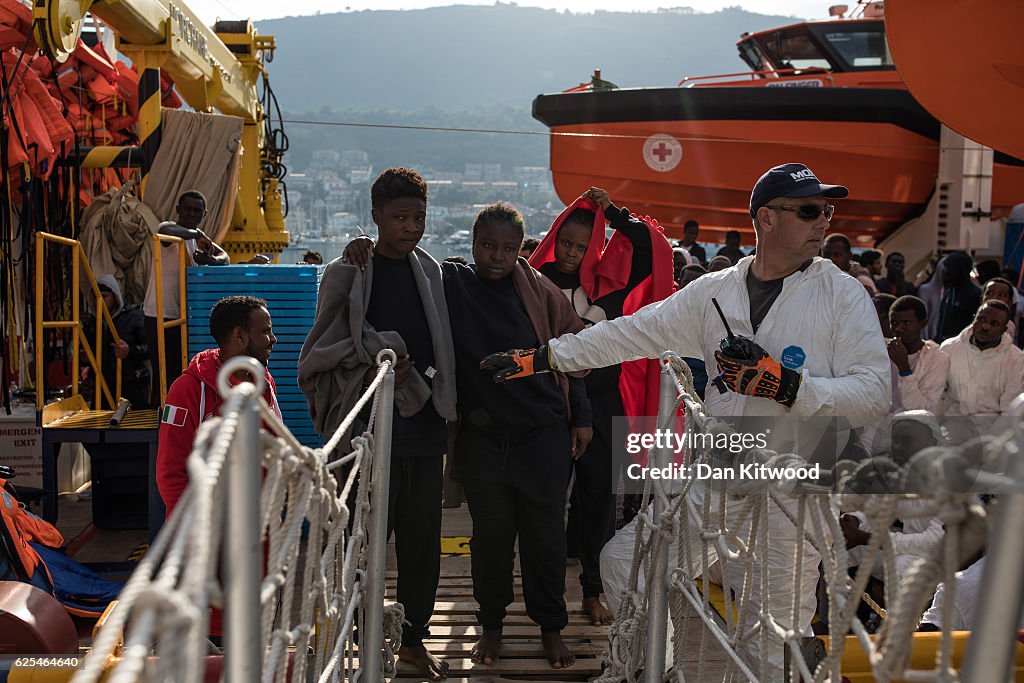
[528,197,606,299]
[529,196,676,426]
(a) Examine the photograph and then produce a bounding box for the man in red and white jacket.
[156,295,282,516]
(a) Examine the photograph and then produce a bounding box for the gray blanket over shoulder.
[297,248,457,445]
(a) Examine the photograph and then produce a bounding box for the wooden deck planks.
[382,507,731,681]
[63,492,732,681]
[385,529,607,682]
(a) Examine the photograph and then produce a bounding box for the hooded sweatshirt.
[97,273,124,310]
[156,348,281,515]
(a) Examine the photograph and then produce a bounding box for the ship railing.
[152,233,189,405]
[34,232,123,411]
[563,81,597,93]
[73,351,401,683]
[678,66,834,87]
[598,352,1024,683]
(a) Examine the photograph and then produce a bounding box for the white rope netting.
[598,354,1015,683]
[71,358,402,683]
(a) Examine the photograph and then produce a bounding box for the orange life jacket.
[115,61,140,115]
[161,70,182,108]
[0,25,27,51]
[3,52,74,177]
[23,65,74,148]
[73,39,116,82]
[0,0,33,44]
[0,482,63,581]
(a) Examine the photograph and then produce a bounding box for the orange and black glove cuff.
[714,349,801,407]
[480,345,552,383]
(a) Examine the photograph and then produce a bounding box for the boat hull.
[887,0,1024,160]
[534,87,1024,242]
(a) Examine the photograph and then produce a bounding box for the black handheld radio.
[711,297,761,360]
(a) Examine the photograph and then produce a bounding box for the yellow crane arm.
[31,0,289,262]
[33,0,272,120]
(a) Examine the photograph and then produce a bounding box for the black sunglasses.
[765,203,835,221]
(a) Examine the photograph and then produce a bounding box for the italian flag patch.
[161,405,188,427]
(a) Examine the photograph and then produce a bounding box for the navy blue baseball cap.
[749,163,848,217]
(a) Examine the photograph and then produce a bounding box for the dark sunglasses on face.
[766,203,835,221]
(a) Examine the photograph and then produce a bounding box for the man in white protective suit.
[481,162,891,680]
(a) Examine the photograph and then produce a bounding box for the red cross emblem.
[643,134,683,172]
[651,143,674,162]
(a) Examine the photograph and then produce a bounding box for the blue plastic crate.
[187,264,323,447]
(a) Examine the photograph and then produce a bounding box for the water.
[280,236,473,265]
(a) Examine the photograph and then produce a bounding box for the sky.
[188,0,824,25]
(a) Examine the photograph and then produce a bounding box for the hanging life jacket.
[0,480,122,617]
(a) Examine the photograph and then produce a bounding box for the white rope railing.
[599,353,1022,683]
[72,350,402,683]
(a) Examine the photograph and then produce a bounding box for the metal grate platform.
[43,408,159,430]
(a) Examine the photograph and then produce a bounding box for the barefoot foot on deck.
[398,644,449,680]
[471,629,503,665]
[541,631,575,669]
[583,596,614,626]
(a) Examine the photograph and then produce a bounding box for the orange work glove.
[479,345,552,383]
[714,340,801,407]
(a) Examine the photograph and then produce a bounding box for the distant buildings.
[341,150,369,167]
[513,166,551,190]
[464,162,503,182]
[286,149,556,241]
[311,150,340,169]
[329,211,360,235]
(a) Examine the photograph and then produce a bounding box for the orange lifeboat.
[533,6,1024,242]
[886,0,1024,160]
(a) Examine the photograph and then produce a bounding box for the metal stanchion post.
[219,357,266,683]
[644,355,679,683]
[362,349,397,683]
[962,397,1024,682]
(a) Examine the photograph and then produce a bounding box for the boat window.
[823,30,892,67]
[737,38,765,72]
[759,26,833,71]
[810,21,894,71]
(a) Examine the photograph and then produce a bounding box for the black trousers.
[144,316,184,401]
[385,454,443,647]
[457,422,572,632]
[566,388,621,597]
